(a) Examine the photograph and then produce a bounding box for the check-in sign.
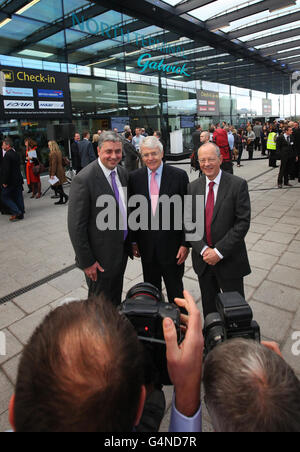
[4,100,34,109]
[39,101,64,109]
[3,87,33,97]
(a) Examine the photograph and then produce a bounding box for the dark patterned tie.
[206,181,215,247]
[110,171,128,241]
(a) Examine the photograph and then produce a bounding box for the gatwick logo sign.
[137,53,191,77]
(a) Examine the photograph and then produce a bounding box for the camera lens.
[204,313,225,354]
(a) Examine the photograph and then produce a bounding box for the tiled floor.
[1,156,300,432]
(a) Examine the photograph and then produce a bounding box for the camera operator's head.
[10,297,146,432]
[203,339,300,432]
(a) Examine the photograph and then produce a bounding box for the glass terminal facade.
[0,0,297,163]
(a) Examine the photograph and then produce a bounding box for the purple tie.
[111,171,128,241]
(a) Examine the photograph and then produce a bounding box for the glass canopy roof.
[0,0,294,94]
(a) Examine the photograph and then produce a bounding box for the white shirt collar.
[147,162,164,177]
[98,158,118,179]
[206,170,222,188]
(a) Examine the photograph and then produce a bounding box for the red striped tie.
[206,182,215,247]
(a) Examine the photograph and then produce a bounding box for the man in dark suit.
[68,131,132,306]
[186,142,251,318]
[0,137,10,215]
[123,131,141,172]
[78,131,96,169]
[128,136,189,304]
[277,126,298,189]
[71,132,82,174]
[1,138,24,222]
[192,125,202,152]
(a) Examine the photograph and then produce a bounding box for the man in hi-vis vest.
[267,126,278,168]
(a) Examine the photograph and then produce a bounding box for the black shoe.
[63,195,69,204]
[54,200,64,205]
[16,214,24,220]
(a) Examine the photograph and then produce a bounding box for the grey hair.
[203,339,300,432]
[198,142,221,158]
[140,136,163,153]
[98,130,122,148]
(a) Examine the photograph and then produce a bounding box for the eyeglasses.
[199,158,218,165]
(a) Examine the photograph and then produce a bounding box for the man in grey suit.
[78,131,97,169]
[68,131,132,305]
[186,142,251,318]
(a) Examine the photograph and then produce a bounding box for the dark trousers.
[278,158,294,185]
[269,150,277,168]
[254,137,261,151]
[142,258,184,304]
[85,254,128,306]
[1,185,24,216]
[198,265,245,319]
[247,143,254,160]
[237,146,243,165]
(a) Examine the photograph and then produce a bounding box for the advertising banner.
[262,99,272,116]
[197,90,220,116]
[0,66,71,119]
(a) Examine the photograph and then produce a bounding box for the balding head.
[198,142,222,180]
[13,297,145,432]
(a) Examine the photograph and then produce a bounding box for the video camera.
[203,292,261,357]
[119,283,182,386]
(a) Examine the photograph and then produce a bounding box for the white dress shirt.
[98,158,127,214]
[201,170,224,259]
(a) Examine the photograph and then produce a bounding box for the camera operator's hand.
[163,291,204,418]
[262,341,284,359]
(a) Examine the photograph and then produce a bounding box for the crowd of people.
[2,118,299,223]
[191,120,300,186]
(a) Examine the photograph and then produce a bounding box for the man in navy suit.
[128,136,189,304]
[77,131,96,169]
[1,138,24,222]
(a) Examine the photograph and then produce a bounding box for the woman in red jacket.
[25,138,41,199]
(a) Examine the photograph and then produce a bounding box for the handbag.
[62,156,70,167]
[33,162,46,175]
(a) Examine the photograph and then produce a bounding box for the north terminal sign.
[72,13,191,77]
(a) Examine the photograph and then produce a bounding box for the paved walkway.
[1,156,300,432]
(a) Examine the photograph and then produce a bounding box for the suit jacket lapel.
[159,164,169,196]
[117,166,127,188]
[142,167,150,202]
[94,161,114,197]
